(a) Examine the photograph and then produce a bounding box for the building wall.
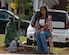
[0,0,11,10]
[33,0,59,11]
[52,0,67,11]
[0,0,60,15]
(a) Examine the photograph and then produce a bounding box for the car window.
[0,11,8,19]
[7,12,18,20]
[31,11,67,29]
[0,11,17,20]
[7,13,14,19]
[32,11,66,23]
[48,12,66,24]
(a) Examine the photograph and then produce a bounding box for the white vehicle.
[27,9,69,47]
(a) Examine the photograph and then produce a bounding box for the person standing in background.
[4,17,17,47]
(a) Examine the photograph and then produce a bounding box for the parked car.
[27,9,69,47]
[0,9,30,36]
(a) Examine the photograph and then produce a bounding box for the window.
[0,11,15,20]
[5,3,8,10]
[7,12,13,19]
[7,13,17,20]
[31,11,67,29]
[48,12,66,24]
[0,11,8,19]
[48,12,67,29]
[0,1,1,7]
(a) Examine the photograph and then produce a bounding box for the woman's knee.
[44,31,51,36]
[39,31,45,35]
[47,32,51,37]
[39,32,46,39]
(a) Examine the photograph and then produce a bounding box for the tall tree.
[11,0,32,38]
[66,0,69,13]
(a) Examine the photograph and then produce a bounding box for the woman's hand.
[36,29,41,34]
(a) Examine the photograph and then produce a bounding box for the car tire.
[27,38,33,45]
[53,42,64,48]
[65,42,69,47]
[27,38,37,46]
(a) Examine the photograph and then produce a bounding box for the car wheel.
[20,28,26,36]
[27,38,33,45]
[54,42,64,48]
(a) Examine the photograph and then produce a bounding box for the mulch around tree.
[0,45,38,54]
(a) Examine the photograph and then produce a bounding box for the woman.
[34,6,53,53]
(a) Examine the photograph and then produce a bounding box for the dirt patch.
[0,45,69,54]
[0,45,38,54]
[16,45,38,54]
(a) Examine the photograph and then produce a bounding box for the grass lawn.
[0,34,69,54]
[0,34,5,46]
[0,34,27,46]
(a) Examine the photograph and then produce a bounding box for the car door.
[48,12,67,42]
[0,10,18,34]
[0,11,9,34]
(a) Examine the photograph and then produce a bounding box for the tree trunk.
[18,9,21,39]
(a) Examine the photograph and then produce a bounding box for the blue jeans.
[34,30,51,53]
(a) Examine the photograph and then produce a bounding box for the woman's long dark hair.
[39,6,48,19]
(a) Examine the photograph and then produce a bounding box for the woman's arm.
[41,24,48,31]
[35,21,39,30]
[35,21,41,34]
[42,15,52,31]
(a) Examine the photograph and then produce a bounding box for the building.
[0,0,59,14]
[33,0,59,11]
[0,0,11,10]
[53,0,67,11]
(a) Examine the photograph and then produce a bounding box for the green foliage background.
[11,0,33,21]
[66,0,69,13]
